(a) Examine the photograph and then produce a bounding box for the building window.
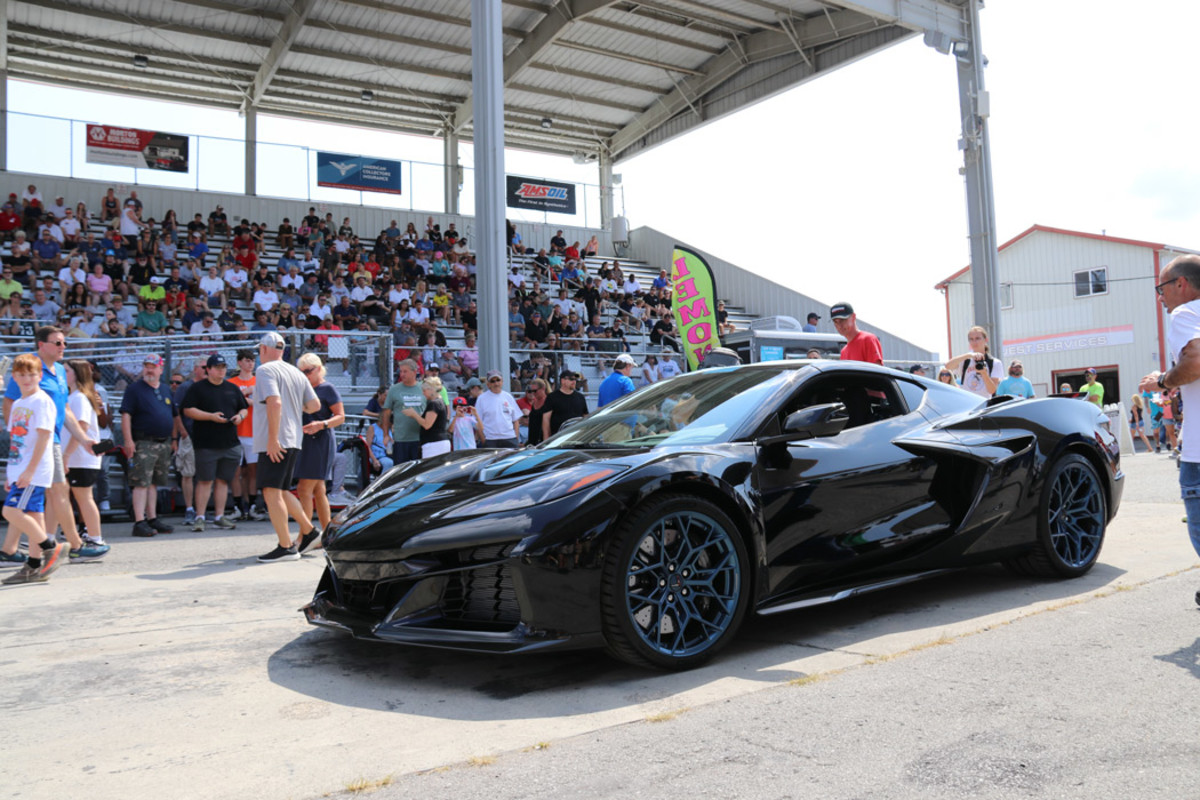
[1074,267,1108,298]
[1000,282,1013,309]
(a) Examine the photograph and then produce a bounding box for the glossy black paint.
[303,361,1123,661]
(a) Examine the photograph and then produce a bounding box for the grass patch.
[645,707,689,723]
[787,671,838,687]
[468,755,497,767]
[344,774,394,793]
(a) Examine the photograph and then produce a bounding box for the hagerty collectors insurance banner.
[671,245,721,372]
[316,151,403,195]
[85,124,189,172]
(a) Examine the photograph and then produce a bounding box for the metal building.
[937,225,1197,404]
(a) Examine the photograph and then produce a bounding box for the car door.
[754,372,956,601]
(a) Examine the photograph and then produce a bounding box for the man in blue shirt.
[994,359,1035,399]
[802,312,820,332]
[598,353,637,407]
[120,354,179,538]
[2,325,107,563]
[188,232,209,266]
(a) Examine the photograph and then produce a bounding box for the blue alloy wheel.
[1046,459,1105,568]
[1009,453,1107,578]
[601,494,749,669]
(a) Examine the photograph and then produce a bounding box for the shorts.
[195,445,243,483]
[391,440,421,464]
[130,440,173,487]
[52,442,65,484]
[256,448,300,491]
[176,435,196,477]
[66,467,99,488]
[421,440,452,459]
[239,436,258,465]
[5,484,46,513]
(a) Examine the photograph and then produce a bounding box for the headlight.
[443,464,626,518]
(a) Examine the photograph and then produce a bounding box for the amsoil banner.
[316,151,403,195]
[506,175,576,214]
[671,245,721,372]
[86,124,189,172]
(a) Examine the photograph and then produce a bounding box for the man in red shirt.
[830,302,883,365]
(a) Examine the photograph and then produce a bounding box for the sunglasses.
[169,379,182,385]
[301,367,317,375]
[487,377,502,383]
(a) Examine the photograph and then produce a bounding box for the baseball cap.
[453,396,467,406]
[427,362,440,371]
[207,354,227,368]
[143,354,163,366]
[807,312,820,321]
[485,369,503,380]
[829,302,854,320]
[614,353,635,367]
[465,377,483,389]
[1085,367,1097,374]
[258,331,286,349]
[560,369,579,381]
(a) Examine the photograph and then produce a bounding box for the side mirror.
[760,402,848,446]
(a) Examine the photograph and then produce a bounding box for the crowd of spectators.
[0,186,720,398]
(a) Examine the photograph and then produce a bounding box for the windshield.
[547,365,800,449]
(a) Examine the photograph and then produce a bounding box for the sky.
[13,0,1200,358]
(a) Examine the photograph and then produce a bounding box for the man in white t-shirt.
[657,351,681,381]
[1140,254,1200,606]
[475,370,521,448]
[308,294,332,323]
[199,266,226,308]
[252,332,320,563]
[350,276,373,303]
[223,263,250,303]
[252,283,280,314]
[59,209,82,245]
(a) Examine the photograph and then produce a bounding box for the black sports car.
[304,361,1123,670]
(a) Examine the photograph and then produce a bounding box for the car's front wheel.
[1009,453,1107,578]
[600,494,750,670]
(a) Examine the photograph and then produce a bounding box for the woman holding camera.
[944,325,1003,398]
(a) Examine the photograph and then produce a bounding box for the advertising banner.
[671,245,721,372]
[316,151,403,195]
[86,124,189,172]
[506,175,577,214]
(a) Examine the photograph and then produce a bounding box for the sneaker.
[211,517,236,530]
[2,564,48,585]
[183,508,196,525]
[226,507,242,522]
[69,542,110,562]
[132,520,156,538]
[248,507,267,522]
[327,490,356,507]
[297,526,322,554]
[257,545,299,563]
[147,518,175,534]
[0,550,29,567]
[82,533,109,548]
[99,500,112,512]
[191,517,206,532]
[39,542,70,577]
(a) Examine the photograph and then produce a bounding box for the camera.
[974,360,986,370]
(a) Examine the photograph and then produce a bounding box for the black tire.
[600,493,750,670]
[1008,453,1106,578]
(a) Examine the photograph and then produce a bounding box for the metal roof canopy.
[6,0,969,164]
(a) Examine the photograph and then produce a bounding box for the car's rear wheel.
[600,494,749,670]
[1009,453,1106,578]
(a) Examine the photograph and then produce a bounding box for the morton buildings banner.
[671,245,721,372]
[506,175,576,214]
[85,124,189,172]
[316,151,403,195]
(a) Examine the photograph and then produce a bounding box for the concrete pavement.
[0,452,1195,800]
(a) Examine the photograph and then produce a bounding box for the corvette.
[303,361,1123,670]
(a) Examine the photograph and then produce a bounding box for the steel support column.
[443,123,460,215]
[0,0,8,173]
[598,148,614,231]
[471,0,509,384]
[244,106,257,197]
[957,0,1000,350]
